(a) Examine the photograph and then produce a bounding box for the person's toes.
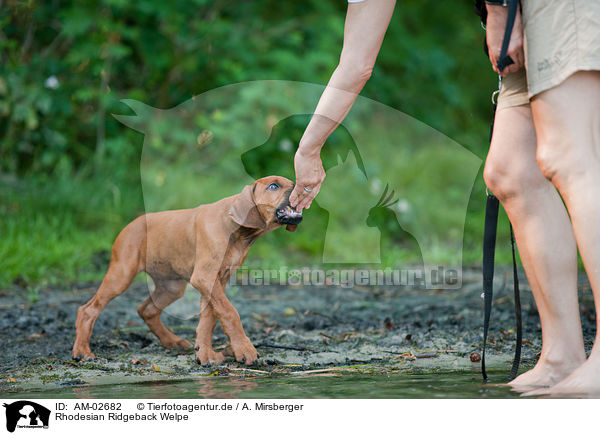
[520,387,551,397]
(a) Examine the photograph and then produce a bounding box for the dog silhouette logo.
[3,401,50,432]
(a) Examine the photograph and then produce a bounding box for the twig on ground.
[303,310,336,322]
[256,341,308,352]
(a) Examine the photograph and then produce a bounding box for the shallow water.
[4,370,527,399]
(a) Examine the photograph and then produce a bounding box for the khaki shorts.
[497,0,600,111]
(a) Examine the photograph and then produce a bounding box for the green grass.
[0,169,144,289]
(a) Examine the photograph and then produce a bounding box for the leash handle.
[497,0,519,72]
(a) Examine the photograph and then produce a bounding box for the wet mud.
[0,268,596,395]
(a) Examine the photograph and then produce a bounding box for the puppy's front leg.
[191,275,258,365]
[194,296,225,365]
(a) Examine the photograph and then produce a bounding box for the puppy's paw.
[195,346,225,365]
[231,339,259,365]
[163,337,193,350]
[72,349,95,362]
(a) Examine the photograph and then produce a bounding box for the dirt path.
[0,268,596,394]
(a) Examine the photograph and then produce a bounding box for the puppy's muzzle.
[276,204,303,232]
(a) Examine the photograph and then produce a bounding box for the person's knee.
[536,133,588,188]
[535,145,561,183]
[483,161,517,201]
[532,72,600,186]
[483,155,539,202]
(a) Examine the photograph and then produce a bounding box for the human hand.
[486,4,524,76]
[289,147,326,211]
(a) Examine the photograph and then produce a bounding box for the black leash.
[482,192,499,380]
[496,0,519,71]
[483,209,522,381]
[481,0,522,380]
[509,225,522,380]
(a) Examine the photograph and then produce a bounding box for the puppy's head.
[229,176,303,232]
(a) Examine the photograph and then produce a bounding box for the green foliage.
[0,0,512,288]
[1,0,494,175]
[0,170,144,288]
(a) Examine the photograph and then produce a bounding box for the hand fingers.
[495,51,513,76]
[507,44,524,70]
[490,54,499,74]
[291,185,311,211]
[511,45,522,68]
[306,185,321,209]
[498,54,519,76]
[289,185,303,208]
[296,191,312,211]
[502,63,518,77]
[297,195,314,211]
[502,50,523,76]
[514,48,524,70]
[296,184,321,211]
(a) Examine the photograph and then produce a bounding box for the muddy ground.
[0,268,596,395]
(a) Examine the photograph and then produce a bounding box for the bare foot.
[525,353,600,398]
[509,355,584,391]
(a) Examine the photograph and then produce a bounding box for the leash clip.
[491,74,502,105]
[491,90,500,105]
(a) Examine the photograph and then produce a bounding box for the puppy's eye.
[267,183,280,191]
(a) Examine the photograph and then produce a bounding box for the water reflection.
[5,371,533,399]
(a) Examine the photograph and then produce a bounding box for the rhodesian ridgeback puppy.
[72,176,302,365]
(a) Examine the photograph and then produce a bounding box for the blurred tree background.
[0,0,511,289]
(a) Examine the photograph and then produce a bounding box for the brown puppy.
[72,176,302,365]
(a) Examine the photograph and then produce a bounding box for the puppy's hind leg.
[73,256,139,360]
[137,279,192,349]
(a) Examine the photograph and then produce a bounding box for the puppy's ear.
[229,184,265,229]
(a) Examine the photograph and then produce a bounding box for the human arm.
[289,0,396,211]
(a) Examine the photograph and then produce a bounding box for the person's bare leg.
[484,105,586,388]
[527,71,600,395]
